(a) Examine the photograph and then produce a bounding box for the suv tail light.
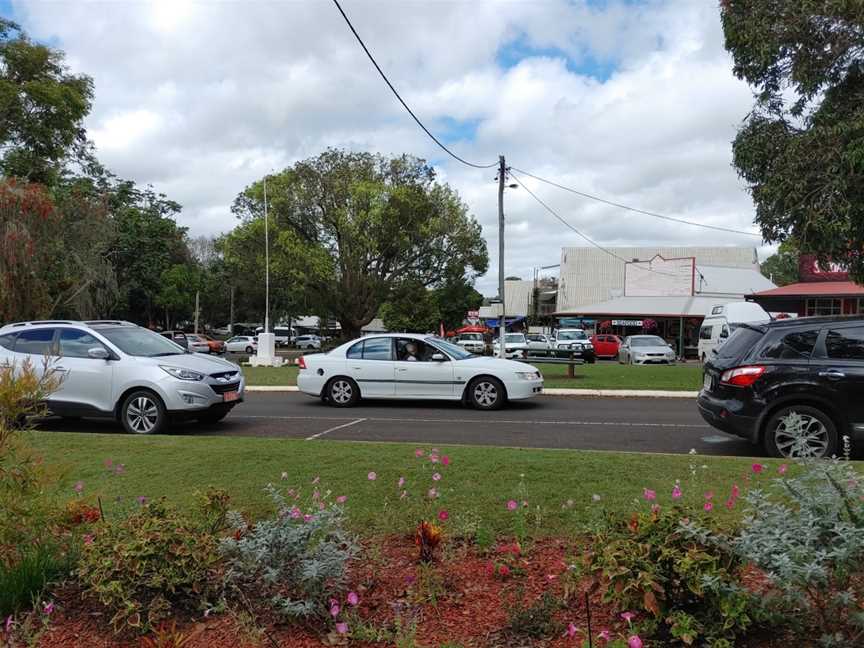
[297,356,307,370]
[720,365,765,387]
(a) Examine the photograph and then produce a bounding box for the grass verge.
[242,362,702,391]
[27,431,795,537]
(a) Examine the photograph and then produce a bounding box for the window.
[58,329,105,359]
[0,333,16,350]
[718,326,764,359]
[631,336,666,347]
[362,338,393,361]
[805,298,842,316]
[699,325,713,340]
[426,338,473,360]
[760,329,819,360]
[720,325,730,339]
[99,327,185,357]
[15,329,56,355]
[396,338,435,362]
[825,327,864,360]
[347,341,363,359]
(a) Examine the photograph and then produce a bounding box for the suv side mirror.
[430,353,446,362]
[88,347,110,360]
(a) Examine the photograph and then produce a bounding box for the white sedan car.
[297,333,543,410]
[491,333,530,359]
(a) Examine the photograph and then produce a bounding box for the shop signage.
[612,319,643,327]
[798,255,848,282]
[467,310,479,318]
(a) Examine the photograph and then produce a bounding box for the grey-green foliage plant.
[683,455,864,647]
[220,484,358,619]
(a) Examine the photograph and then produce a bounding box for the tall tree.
[0,19,94,184]
[231,149,489,339]
[721,2,864,280]
[760,239,800,287]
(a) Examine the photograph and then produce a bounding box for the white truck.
[698,302,771,362]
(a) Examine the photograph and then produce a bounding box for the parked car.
[525,333,552,355]
[159,330,209,353]
[295,334,322,350]
[225,336,257,354]
[698,302,771,363]
[184,334,214,354]
[199,334,226,354]
[297,333,543,410]
[0,320,245,433]
[698,315,864,458]
[591,334,621,359]
[553,329,596,362]
[618,335,676,364]
[492,333,529,359]
[211,325,231,336]
[455,332,486,355]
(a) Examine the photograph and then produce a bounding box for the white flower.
[689,448,697,455]
[281,472,288,480]
[592,494,602,502]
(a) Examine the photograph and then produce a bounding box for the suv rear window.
[716,326,764,359]
[759,329,819,360]
[825,326,864,360]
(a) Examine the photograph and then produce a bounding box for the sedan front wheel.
[469,376,505,411]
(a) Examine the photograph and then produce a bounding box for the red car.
[591,334,621,359]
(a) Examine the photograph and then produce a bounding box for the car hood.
[135,353,241,374]
[630,345,674,354]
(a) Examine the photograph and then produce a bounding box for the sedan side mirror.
[430,353,446,362]
[88,347,110,360]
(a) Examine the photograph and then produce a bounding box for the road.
[42,392,764,457]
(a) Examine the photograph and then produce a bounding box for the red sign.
[798,255,849,282]
[467,310,479,318]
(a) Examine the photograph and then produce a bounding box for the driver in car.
[404,341,420,361]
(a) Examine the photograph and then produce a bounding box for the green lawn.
[27,432,786,536]
[242,362,702,391]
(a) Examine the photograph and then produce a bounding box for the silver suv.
[0,320,245,434]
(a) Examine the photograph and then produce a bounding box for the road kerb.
[245,385,698,398]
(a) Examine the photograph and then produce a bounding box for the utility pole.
[194,290,200,334]
[264,174,270,335]
[498,155,506,359]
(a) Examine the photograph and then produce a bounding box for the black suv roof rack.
[84,320,136,326]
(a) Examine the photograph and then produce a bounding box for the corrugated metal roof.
[695,265,776,296]
[556,295,735,318]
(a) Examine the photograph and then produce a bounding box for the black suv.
[698,315,864,458]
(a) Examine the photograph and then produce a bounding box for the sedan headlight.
[515,371,541,380]
[585,343,593,349]
[160,365,205,381]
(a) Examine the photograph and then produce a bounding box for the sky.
[3,0,769,295]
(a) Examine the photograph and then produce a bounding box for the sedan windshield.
[100,327,186,357]
[427,338,474,360]
[557,330,587,341]
[631,336,667,347]
[505,334,526,343]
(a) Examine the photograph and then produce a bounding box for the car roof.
[763,314,864,329]
[0,320,137,333]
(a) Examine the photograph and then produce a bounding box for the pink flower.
[704,501,714,512]
[752,463,763,474]
[303,514,313,522]
[415,449,424,457]
[621,612,635,623]
[335,622,348,634]
[289,507,301,519]
[672,484,682,499]
[347,592,359,606]
[42,602,53,616]
[367,472,377,481]
[651,504,661,514]
[4,615,12,632]
[137,496,147,505]
[778,464,788,475]
[73,481,84,494]
[330,602,340,617]
[104,458,112,469]
[731,484,740,498]
[398,476,405,488]
[427,488,438,499]
[83,534,94,546]
[507,500,518,510]
[114,464,125,475]
[643,488,656,501]
[566,622,577,638]
[438,510,449,521]
[429,454,439,463]
[599,629,611,641]
[498,564,510,577]
[336,495,347,504]
[432,473,442,481]
[704,491,714,500]
[628,636,643,648]
[442,455,450,466]
[725,498,735,510]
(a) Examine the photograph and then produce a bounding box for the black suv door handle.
[818,369,846,380]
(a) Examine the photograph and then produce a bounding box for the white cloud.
[11,0,766,294]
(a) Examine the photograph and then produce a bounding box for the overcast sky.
[4,0,768,294]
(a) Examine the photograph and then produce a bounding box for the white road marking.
[305,418,366,440]
[233,414,709,430]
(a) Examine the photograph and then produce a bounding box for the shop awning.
[555,295,726,319]
[484,316,525,328]
[748,281,864,312]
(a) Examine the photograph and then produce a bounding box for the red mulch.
[20,536,794,647]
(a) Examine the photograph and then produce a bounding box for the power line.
[508,169,678,277]
[330,0,498,170]
[510,166,762,238]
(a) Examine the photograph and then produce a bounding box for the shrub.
[585,508,754,644]
[684,458,864,647]
[0,357,61,435]
[77,498,222,632]
[506,591,563,639]
[220,483,358,620]
[0,543,70,617]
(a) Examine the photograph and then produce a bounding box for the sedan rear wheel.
[120,390,167,435]
[764,405,838,459]
[469,377,505,410]
[327,377,360,407]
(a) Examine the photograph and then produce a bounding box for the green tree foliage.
[434,274,483,331]
[0,19,94,184]
[380,281,440,333]
[760,239,800,287]
[230,149,488,339]
[721,2,864,280]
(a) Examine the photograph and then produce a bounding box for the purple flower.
[336,495,347,504]
[367,471,377,481]
[621,611,635,623]
[347,591,359,606]
[432,472,442,482]
[5,616,13,633]
[330,602,340,617]
[137,496,147,505]
[335,622,348,634]
[507,499,518,511]
[73,481,84,494]
[42,602,54,616]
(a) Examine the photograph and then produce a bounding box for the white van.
[698,302,771,362]
[256,326,296,347]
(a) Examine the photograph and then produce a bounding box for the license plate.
[223,390,240,403]
[703,374,712,392]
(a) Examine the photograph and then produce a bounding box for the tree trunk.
[339,318,362,341]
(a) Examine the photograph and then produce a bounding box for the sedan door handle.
[396,368,408,372]
[818,369,845,380]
